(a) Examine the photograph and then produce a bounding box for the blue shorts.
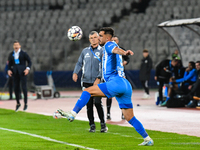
[98,76,133,109]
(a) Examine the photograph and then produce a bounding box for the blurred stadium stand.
[0,0,200,88]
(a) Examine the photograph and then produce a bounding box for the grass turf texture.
[0,109,200,150]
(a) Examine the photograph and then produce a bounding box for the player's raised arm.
[112,47,134,56]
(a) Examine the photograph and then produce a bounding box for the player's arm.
[155,60,166,80]
[122,55,130,66]
[112,47,134,56]
[7,53,13,77]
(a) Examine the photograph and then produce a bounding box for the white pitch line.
[171,142,200,145]
[0,127,98,150]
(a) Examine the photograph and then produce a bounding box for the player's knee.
[122,109,134,121]
[83,87,91,93]
[125,114,134,121]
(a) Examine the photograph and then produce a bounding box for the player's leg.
[8,77,13,99]
[94,96,107,132]
[121,108,153,146]
[106,98,112,119]
[86,97,95,132]
[158,80,164,104]
[20,75,28,111]
[72,85,105,113]
[13,74,21,111]
[161,83,178,106]
[144,80,149,95]
[57,84,106,121]
[113,78,153,146]
[141,80,149,99]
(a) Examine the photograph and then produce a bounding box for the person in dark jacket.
[174,60,185,79]
[184,61,200,108]
[154,58,178,105]
[8,40,32,112]
[139,49,152,99]
[72,31,107,133]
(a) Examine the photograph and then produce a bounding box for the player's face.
[112,37,119,44]
[196,63,200,71]
[99,31,106,45]
[175,50,179,55]
[13,42,21,52]
[172,60,178,66]
[89,33,99,46]
[188,63,193,70]
[143,52,148,58]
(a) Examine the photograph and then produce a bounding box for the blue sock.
[128,116,148,138]
[72,91,91,113]
[166,97,170,101]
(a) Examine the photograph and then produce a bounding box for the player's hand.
[185,67,189,72]
[125,50,134,56]
[72,73,78,82]
[188,85,192,90]
[24,69,29,76]
[169,77,175,82]
[123,61,128,66]
[154,76,157,81]
[8,70,12,77]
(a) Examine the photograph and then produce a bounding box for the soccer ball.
[67,26,83,41]
[53,111,62,119]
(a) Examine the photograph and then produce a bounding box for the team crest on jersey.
[85,53,90,58]
[95,52,100,57]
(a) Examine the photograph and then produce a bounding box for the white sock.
[71,110,77,117]
[144,136,151,141]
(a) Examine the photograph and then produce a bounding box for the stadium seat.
[0,0,198,71]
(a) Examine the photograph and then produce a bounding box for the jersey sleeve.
[105,41,117,54]
[175,69,196,83]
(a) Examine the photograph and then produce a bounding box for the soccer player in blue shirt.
[57,27,154,146]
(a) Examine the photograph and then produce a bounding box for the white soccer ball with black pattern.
[53,111,62,119]
[67,26,83,41]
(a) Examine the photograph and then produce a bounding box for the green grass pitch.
[0,108,200,150]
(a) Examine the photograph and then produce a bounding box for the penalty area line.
[0,127,98,150]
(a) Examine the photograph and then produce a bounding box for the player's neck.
[91,44,98,49]
[14,48,20,53]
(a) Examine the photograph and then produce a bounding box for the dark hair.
[189,61,195,69]
[177,60,183,68]
[143,49,149,53]
[172,57,179,61]
[100,27,114,37]
[196,61,200,65]
[14,40,20,44]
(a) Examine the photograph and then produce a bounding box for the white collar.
[14,48,21,54]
